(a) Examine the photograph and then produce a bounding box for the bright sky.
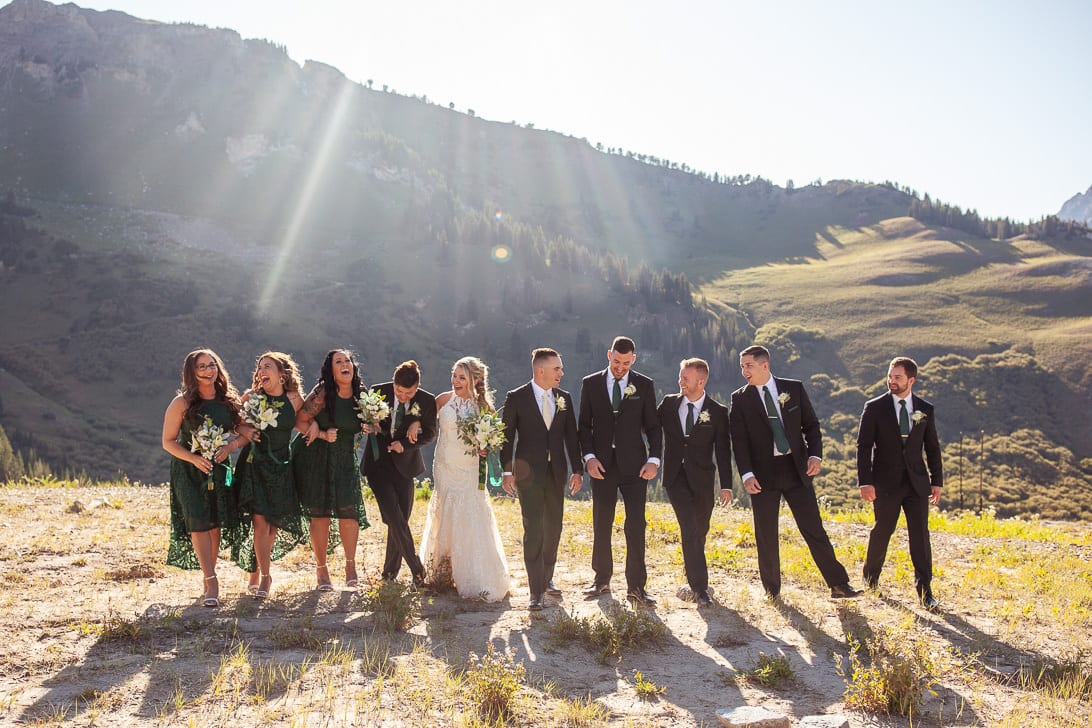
[39,0,1092,221]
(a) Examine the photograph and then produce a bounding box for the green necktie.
[762,386,790,455]
[899,399,910,438]
[394,402,405,432]
[612,379,622,413]
[685,402,695,436]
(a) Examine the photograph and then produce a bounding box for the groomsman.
[500,348,584,611]
[728,345,861,599]
[656,358,731,607]
[856,356,943,610]
[361,360,436,587]
[578,336,663,605]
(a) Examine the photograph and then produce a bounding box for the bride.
[419,356,510,602]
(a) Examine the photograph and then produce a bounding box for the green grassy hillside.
[703,218,1092,518]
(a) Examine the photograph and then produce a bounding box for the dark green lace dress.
[293,393,370,552]
[167,399,245,570]
[232,393,307,572]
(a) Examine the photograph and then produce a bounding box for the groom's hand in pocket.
[501,473,517,496]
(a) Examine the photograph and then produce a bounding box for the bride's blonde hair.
[453,356,494,412]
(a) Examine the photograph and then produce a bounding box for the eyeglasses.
[196,362,219,372]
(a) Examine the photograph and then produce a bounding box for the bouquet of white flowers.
[190,415,230,490]
[457,410,507,490]
[240,394,284,462]
[356,389,391,458]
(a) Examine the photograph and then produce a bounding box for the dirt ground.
[0,485,1088,726]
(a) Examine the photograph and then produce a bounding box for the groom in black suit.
[500,348,584,611]
[856,356,943,610]
[361,360,436,586]
[729,345,861,599]
[656,358,731,607]
[578,336,663,605]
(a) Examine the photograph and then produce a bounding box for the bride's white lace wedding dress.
[419,394,510,601]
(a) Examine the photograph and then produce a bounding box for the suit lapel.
[666,394,684,438]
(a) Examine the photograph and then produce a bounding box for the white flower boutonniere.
[697,410,711,425]
[778,392,790,406]
[911,411,927,425]
[407,402,422,417]
[623,384,637,399]
[555,396,567,412]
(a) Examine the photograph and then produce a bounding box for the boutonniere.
[407,402,422,417]
[911,411,926,425]
[777,392,790,406]
[555,396,567,412]
[697,410,711,424]
[623,384,637,399]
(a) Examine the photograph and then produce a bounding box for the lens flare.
[494,211,503,220]
[491,245,512,263]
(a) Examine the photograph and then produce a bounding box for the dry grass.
[0,483,1090,726]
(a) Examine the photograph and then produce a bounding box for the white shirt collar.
[891,391,914,413]
[531,380,553,402]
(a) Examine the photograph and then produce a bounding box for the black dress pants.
[750,455,848,596]
[591,461,647,590]
[369,459,423,578]
[665,469,714,592]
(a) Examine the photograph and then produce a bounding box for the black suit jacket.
[578,369,663,479]
[656,393,732,491]
[856,393,943,495]
[360,383,437,479]
[499,383,583,486]
[729,377,822,488]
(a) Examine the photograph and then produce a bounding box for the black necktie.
[762,385,790,455]
[394,402,405,432]
[685,402,695,436]
[612,379,622,413]
[899,399,910,438]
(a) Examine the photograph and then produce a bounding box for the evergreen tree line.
[907,192,1090,241]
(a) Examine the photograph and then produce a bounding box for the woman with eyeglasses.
[161,348,251,607]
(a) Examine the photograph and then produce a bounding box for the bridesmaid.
[294,349,371,590]
[161,348,250,607]
[233,352,307,598]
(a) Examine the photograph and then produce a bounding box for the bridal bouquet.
[190,415,231,490]
[356,389,391,458]
[457,410,507,490]
[241,394,284,462]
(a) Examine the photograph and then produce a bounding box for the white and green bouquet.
[240,394,284,462]
[457,410,507,490]
[356,389,391,458]
[190,415,230,490]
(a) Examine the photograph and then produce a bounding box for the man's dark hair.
[393,360,421,387]
[532,348,560,367]
[610,336,636,355]
[739,344,770,362]
[889,356,918,379]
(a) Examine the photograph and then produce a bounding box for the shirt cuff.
[741,471,755,483]
[646,457,660,466]
[583,453,597,463]
[502,471,512,477]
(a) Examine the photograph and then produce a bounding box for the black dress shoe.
[920,594,939,611]
[529,594,544,611]
[582,582,610,597]
[695,590,714,607]
[545,581,562,597]
[626,588,657,606]
[830,583,864,599]
[412,572,427,589]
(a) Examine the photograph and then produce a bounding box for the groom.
[500,348,584,611]
[361,360,436,587]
